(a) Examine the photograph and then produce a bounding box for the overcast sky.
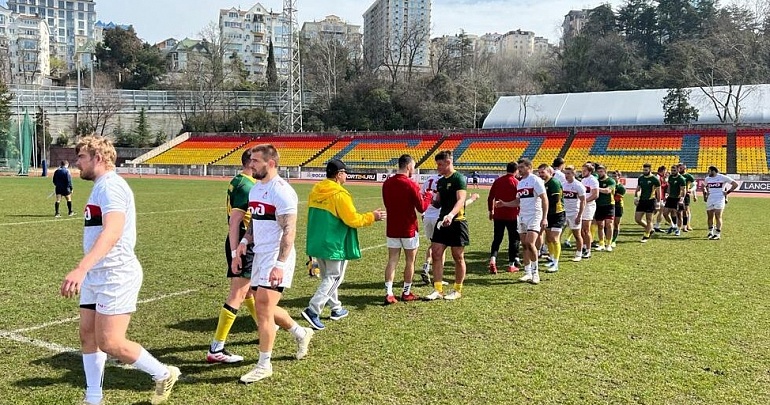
[80,0,624,45]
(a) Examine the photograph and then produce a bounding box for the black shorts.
[635,199,656,214]
[225,236,254,278]
[665,197,683,210]
[472,178,478,184]
[594,205,615,221]
[614,205,624,218]
[431,220,470,247]
[684,194,691,206]
[547,212,566,229]
[55,187,72,196]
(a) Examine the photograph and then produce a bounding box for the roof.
[483,85,770,128]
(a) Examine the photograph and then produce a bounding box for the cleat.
[424,290,443,301]
[301,308,325,330]
[489,262,498,274]
[420,264,432,285]
[443,290,462,300]
[295,327,314,360]
[641,236,650,243]
[239,364,273,384]
[591,241,599,249]
[654,227,663,233]
[518,272,533,283]
[513,258,523,268]
[563,239,572,248]
[582,251,591,259]
[150,365,180,404]
[572,255,582,262]
[606,245,613,252]
[675,229,681,236]
[711,234,721,240]
[68,212,76,216]
[610,241,616,248]
[55,213,61,218]
[384,294,399,305]
[596,245,605,252]
[400,292,419,302]
[545,264,559,273]
[329,308,349,320]
[507,265,519,273]
[206,349,244,364]
[531,269,540,284]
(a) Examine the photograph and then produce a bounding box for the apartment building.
[0,6,51,85]
[301,15,362,61]
[363,0,431,72]
[562,9,591,43]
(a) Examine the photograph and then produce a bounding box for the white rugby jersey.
[516,174,546,217]
[421,174,442,220]
[83,171,137,271]
[562,179,586,215]
[705,174,733,203]
[553,169,567,186]
[249,175,298,253]
[581,175,600,206]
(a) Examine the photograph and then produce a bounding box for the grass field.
[0,175,769,405]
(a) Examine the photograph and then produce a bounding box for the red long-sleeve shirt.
[382,174,433,238]
[488,174,520,220]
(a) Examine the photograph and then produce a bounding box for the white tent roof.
[482,84,770,128]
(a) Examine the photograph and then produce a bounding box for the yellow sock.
[243,296,258,324]
[214,306,237,342]
[550,241,561,261]
[433,281,444,294]
[454,283,463,293]
[591,223,598,240]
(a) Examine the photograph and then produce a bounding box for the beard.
[79,169,94,181]
[253,168,268,180]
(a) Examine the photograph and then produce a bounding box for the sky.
[86,0,624,45]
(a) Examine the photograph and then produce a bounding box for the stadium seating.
[564,130,726,173]
[425,132,568,171]
[302,135,443,170]
[304,137,352,168]
[736,130,770,174]
[145,137,249,165]
[212,136,337,167]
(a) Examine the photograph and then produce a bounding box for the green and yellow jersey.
[667,174,687,198]
[437,171,467,221]
[544,177,564,215]
[614,182,626,207]
[596,176,616,206]
[227,173,256,235]
[637,174,660,200]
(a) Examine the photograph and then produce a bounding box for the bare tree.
[381,19,430,86]
[303,36,353,108]
[82,72,124,136]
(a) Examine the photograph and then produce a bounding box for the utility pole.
[279,0,303,133]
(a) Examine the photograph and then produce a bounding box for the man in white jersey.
[703,165,738,240]
[60,136,179,405]
[562,165,586,262]
[580,163,600,259]
[496,158,547,284]
[420,173,442,284]
[233,144,314,383]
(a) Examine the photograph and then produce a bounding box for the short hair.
[517,158,532,168]
[596,165,606,171]
[537,163,550,171]
[240,149,251,167]
[582,163,595,173]
[643,163,651,168]
[552,157,565,168]
[435,150,452,161]
[708,165,719,173]
[76,136,116,170]
[506,162,517,173]
[564,165,575,171]
[60,160,68,167]
[398,154,414,169]
[658,165,667,173]
[251,144,279,165]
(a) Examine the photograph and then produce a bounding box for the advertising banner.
[738,181,770,193]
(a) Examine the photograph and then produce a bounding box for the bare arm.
[726,180,739,195]
[61,212,124,297]
[276,213,297,263]
[586,189,599,203]
[228,210,246,251]
[449,189,467,218]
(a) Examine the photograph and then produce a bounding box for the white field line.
[361,243,388,252]
[0,330,79,353]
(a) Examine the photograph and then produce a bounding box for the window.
[58,10,64,17]
[30,6,36,13]
[78,12,83,20]
[77,1,84,11]
[58,1,64,8]
[78,20,83,29]
[19,5,26,13]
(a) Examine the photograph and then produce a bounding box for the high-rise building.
[0,5,51,85]
[498,29,535,59]
[5,0,97,70]
[363,0,431,72]
[562,9,591,43]
[301,15,362,61]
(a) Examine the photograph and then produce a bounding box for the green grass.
[1,176,769,404]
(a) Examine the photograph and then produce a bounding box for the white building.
[157,37,209,73]
[563,9,591,43]
[0,8,51,85]
[301,15,362,61]
[218,4,289,82]
[363,0,431,72]
[6,0,97,70]
[498,29,535,59]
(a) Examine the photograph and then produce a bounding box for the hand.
[693,195,697,202]
[441,214,454,227]
[488,212,493,221]
[633,197,639,206]
[574,217,581,227]
[235,242,248,257]
[471,193,480,201]
[269,267,284,288]
[373,208,387,221]
[494,200,507,208]
[540,218,548,230]
[61,267,87,298]
[231,256,242,275]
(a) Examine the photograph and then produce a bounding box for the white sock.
[83,352,107,404]
[403,283,412,295]
[131,348,169,381]
[289,323,306,340]
[385,281,393,296]
[210,339,224,352]
[257,351,272,368]
[489,256,496,264]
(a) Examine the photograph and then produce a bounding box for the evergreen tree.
[133,107,152,147]
[0,80,14,161]
[662,87,699,124]
[267,40,278,90]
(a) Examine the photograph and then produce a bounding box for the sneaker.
[301,308,325,330]
[572,255,582,262]
[610,241,617,248]
[424,290,443,301]
[666,227,674,234]
[674,229,681,236]
[507,264,519,273]
[518,271,533,283]
[641,236,650,243]
[55,213,61,218]
[206,348,244,364]
[711,234,721,240]
[239,364,273,384]
[150,365,180,404]
[68,212,75,216]
[531,269,540,284]
[329,308,349,320]
[596,245,606,252]
[545,264,559,273]
[654,227,663,233]
[400,292,419,302]
[443,290,462,300]
[606,245,613,252]
[384,294,398,305]
[582,251,591,259]
[591,241,599,249]
[420,264,432,285]
[489,262,498,274]
[295,327,314,360]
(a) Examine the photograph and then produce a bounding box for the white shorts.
[80,261,143,315]
[706,199,725,211]
[566,212,582,230]
[582,203,596,221]
[423,217,438,240]
[387,235,420,250]
[517,214,543,234]
[251,248,296,289]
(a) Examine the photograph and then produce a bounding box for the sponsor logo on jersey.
[563,190,578,199]
[249,201,277,221]
[517,187,535,198]
[84,204,102,227]
[708,182,724,188]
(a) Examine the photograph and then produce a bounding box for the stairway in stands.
[416,135,448,168]
[301,137,340,166]
[558,129,577,159]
